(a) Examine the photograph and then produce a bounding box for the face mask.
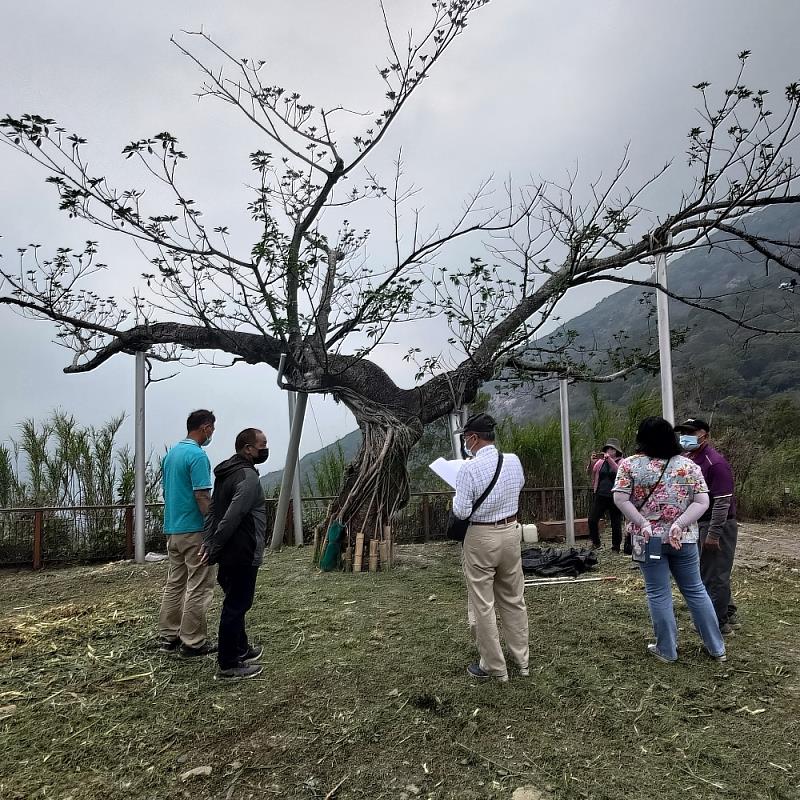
[253,447,270,465]
[461,435,474,459]
[679,434,699,450]
[202,435,213,447]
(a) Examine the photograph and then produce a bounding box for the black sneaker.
[157,637,180,653]
[719,622,735,636]
[179,640,218,658]
[239,644,263,664]
[216,663,264,681]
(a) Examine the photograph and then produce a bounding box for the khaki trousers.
[463,522,529,677]
[158,531,216,648]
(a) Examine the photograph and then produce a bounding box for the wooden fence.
[0,487,592,569]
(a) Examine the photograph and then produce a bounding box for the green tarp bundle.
[319,520,345,572]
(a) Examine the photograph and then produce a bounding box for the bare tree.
[2,0,800,550]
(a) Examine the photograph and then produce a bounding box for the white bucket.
[521,523,538,543]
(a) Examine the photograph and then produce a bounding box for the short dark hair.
[235,428,262,452]
[635,416,681,460]
[186,409,215,433]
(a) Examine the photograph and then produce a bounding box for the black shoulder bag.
[446,453,505,542]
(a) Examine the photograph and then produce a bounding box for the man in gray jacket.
[203,428,269,680]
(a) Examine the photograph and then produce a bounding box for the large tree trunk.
[316,397,423,569]
[309,354,486,570]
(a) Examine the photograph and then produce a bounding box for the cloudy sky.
[1,0,798,473]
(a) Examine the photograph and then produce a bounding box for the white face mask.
[679,434,699,451]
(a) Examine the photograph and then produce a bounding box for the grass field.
[1,524,799,800]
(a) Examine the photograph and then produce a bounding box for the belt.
[472,515,517,526]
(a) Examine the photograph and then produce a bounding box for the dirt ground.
[734,520,800,563]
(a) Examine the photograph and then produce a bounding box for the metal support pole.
[271,391,307,551]
[447,407,470,461]
[559,378,576,547]
[654,243,675,424]
[448,412,464,461]
[134,351,146,563]
[287,391,304,546]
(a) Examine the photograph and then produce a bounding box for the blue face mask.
[202,435,213,447]
[679,434,699,450]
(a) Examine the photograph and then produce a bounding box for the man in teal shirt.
[158,409,217,656]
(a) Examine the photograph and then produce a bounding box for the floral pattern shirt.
[612,455,709,542]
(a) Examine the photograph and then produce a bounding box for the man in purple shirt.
[675,418,738,635]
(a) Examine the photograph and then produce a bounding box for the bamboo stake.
[312,526,321,564]
[369,540,379,573]
[343,546,353,572]
[353,531,365,572]
[383,525,393,567]
[378,541,390,570]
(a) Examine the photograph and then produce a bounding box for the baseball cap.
[674,417,710,433]
[462,413,496,434]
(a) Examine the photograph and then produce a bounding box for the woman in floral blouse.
[613,417,726,663]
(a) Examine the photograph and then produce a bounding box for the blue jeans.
[639,542,725,661]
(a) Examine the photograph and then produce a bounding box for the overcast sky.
[1,0,798,472]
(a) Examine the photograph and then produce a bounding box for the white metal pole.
[288,391,304,546]
[559,378,576,547]
[134,351,146,564]
[448,412,464,461]
[654,245,675,424]
[271,392,307,551]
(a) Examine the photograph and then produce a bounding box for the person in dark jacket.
[202,428,270,680]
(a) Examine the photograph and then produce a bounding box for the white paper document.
[428,457,465,489]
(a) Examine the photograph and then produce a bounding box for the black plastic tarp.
[521,546,598,578]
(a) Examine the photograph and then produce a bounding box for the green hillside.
[494,203,800,422]
[259,429,362,496]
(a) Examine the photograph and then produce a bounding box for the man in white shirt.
[453,413,528,682]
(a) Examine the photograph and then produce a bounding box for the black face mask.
[252,447,269,465]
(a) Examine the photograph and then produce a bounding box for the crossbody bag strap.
[636,457,671,512]
[467,453,504,521]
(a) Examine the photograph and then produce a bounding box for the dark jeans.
[588,493,623,549]
[699,518,738,626]
[217,563,259,669]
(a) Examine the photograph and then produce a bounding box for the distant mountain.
[260,428,361,496]
[492,203,800,422]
